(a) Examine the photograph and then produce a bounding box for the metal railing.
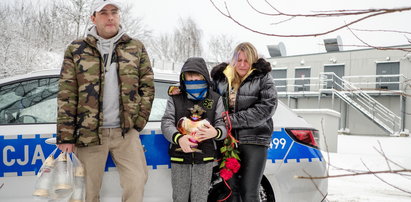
[272,73,407,135]
[272,74,408,93]
[343,74,409,92]
[319,72,402,135]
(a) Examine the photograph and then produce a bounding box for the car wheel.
[208,175,275,202]
[207,179,229,202]
[260,176,275,202]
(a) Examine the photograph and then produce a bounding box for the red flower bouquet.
[225,157,240,173]
[217,112,241,201]
[220,157,240,180]
[219,112,240,181]
[219,168,233,181]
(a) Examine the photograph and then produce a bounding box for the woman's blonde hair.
[229,42,259,91]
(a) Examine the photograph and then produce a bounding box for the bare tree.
[149,17,203,63]
[294,119,411,200]
[0,0,38,78]
[0,0,151,78]
[148,33,173,61]
[208,34,237,62]
[120,2,152,43]
[56,0,90,39]
[297,144,411,195]
[173,17,203,62]
[209,0,411,50]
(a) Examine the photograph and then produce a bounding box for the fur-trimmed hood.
[211,58,272,81]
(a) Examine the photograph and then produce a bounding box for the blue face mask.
[184,80,208,100]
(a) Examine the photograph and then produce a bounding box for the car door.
[0,76,60,201]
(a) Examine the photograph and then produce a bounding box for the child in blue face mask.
[184,78,208,100]
[161,57,227,202]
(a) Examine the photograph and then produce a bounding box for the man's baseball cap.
[91,0,121,13]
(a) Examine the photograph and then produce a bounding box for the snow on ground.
[326,135,411,201]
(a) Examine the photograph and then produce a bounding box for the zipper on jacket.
[113,45,126,136]
[97,49,103,145]
[88,43,103,145]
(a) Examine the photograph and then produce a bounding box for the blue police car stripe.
[1,128,323,178]
[0,134,57,177]
[267,128,323,163]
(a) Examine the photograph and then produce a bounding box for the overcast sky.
[131,0,411,57]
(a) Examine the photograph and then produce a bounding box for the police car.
[0,69,328,202]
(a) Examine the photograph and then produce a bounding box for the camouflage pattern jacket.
[57,34,154,147]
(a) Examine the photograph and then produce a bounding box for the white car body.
[0,69,327,201]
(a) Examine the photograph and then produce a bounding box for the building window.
[294,68,311,91]
[376,62,400,90]
[270,69,287,92]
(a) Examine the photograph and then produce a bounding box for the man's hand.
[178,135,198,153]
[57,144,75,153]
[196,122,217,141]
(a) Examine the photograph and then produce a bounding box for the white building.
[266,42,410,136]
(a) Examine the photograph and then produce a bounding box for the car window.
[0,76,176,124]
[149,81,176,121]
[0,77,59,124]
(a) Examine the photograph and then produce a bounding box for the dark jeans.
[227,144,268,202]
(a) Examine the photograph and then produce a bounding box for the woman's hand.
[178,135,198,153]
[196,122,217,141]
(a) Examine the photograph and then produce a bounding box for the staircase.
[319,72,402,135]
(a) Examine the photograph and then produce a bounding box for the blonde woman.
[211,42,278,202]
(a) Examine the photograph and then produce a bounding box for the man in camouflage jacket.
[56,1,154,201]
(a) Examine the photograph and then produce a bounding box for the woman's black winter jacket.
[211,58,278,147]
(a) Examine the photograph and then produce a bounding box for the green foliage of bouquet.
[219,130,240,181]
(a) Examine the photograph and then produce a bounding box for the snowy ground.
[325,135,411,202]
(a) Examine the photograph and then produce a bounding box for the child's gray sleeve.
[213,97,227,140]
[161,97,180,144]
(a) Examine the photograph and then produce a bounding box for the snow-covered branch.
[209,0,411,38]
[296,168,411,180]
